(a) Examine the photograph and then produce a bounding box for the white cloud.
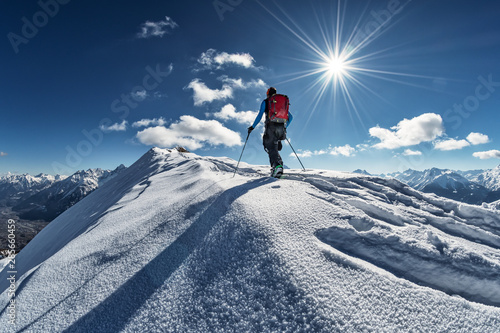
[370,113,444,149]
[403,149,422,156]
[432,132,489,151]
[295,150,314,158]
[186,79,233,106]
[100,120,128,132]
[434,138,470,151]
[0,152,7,157]
[330,144,356,157]
[132,117,168,128]
[137,16,178,38]
[197,49,256,70]
[294,149,327,158]
[466,132,490,145]
[136,115,242,150]
[131,89,148,101]
[473,150,500,160]
[219,76,266,90]
[212,104,258,124]
[356,143,370,152]
[291,145,354,158]
[186,77,266,106]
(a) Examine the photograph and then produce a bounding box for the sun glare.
[258,0,436,130]
[325,55,347,78]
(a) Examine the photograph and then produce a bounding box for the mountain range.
[1,158,499,255]
[0,147,499,331]
[352,166,500,205]
[0,173,65,207]
[2,163,498,222]
[0,166,125,222]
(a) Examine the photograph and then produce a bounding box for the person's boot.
[271,165,283,178]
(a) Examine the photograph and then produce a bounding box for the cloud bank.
[197,49,256,70]
[212,104,258,124]
[132,118,168,128]
[136,115,242,150]
[467,132,490,145]
[186,79,233,106]
[369,113,444,149]
[403,149,422,156]
[473,150,500,160]
[434,139,470,151]
[434,132,490,151]
[100,120,128,132]
[294,144,356,158]
[186,77,266,106]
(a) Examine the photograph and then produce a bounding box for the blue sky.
[1,0,500,175]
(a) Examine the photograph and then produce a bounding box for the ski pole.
[285,137,306,171]
[233,132,251,177]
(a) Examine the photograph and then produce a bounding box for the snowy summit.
[1,148,500,332]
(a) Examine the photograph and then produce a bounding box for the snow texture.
[1,148,500,332]
[0,258,9,273]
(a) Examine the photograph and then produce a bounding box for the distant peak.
[114,164,126,171]
[148,146,190,156]
[352,169,371,175]
[150,147,165,154]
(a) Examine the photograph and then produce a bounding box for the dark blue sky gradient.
[1,0,500,175]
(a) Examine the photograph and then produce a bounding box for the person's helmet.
[267,87,277,97]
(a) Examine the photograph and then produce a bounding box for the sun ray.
[259,0,454,135]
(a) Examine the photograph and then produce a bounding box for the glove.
[247,126,254,134]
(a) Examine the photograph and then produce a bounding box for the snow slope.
[1,148,500,332]
[0,258,9,273]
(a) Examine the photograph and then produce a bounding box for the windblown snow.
[1,148,500,332]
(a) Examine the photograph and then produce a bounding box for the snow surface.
[1,148,500,332]
[0,258,9,273]
[484,199,500,211]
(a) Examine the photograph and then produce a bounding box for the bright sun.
[325,56,347,78]
[259,0,437,130]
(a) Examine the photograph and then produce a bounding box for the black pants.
[263,122,286,168]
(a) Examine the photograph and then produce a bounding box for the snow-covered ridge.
[0,148,499,331]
